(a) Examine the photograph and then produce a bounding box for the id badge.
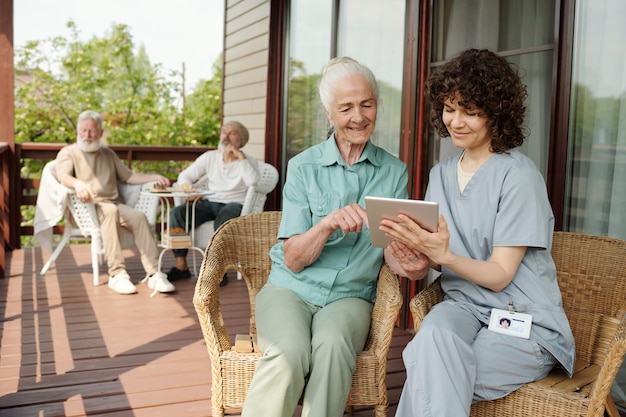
[488,308,532,339]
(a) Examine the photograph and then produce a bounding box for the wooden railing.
[0,142,8,278]
[14,142,211,247]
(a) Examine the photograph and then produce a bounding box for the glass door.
[565,0,626,241]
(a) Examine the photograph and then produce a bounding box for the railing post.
[0,0,15,277]
[0,144,7,278]
[9,144,20,250]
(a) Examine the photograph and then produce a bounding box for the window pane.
[431,0,554,61]
[337,0,406,155]
[430,0,555,178]
[283,0,405,161]
[566,0,626,241]
[284,0,333,161]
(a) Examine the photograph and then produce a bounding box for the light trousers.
[395,300,557,417]
[241,283,373,417]
[96,202,160,277]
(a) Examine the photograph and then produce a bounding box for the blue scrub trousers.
[395,300,557,417]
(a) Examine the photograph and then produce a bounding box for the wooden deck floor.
[0,244,413,417]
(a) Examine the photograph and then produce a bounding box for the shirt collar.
[320,134,383,167]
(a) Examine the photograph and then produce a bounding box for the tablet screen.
[365,196,438,247]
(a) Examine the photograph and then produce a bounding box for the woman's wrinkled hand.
[386,241,430,280]
[381,213,451,267]
[323,203,368,234]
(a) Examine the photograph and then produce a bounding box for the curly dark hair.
[426,49,528,153]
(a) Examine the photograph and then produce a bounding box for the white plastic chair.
[173,161,280,277]
[38,160,160,286]
[174,161,280,249]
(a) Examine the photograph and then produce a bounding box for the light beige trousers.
[96,202,159,277]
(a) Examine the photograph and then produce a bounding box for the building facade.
[224,0,626,245]
[221,2,626,407]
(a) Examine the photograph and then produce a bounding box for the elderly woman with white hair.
[240,57,429,417]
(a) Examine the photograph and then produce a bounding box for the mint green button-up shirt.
[267,136,408,306]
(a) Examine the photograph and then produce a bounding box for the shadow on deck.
[0,244,412,416]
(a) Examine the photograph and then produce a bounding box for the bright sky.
[14,0,225,90]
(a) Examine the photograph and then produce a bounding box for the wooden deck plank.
[0,244,412,416]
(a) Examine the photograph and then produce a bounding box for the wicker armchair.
[193,211,403,417]
[409,232,626,417]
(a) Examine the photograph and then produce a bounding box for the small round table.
[142,188,215,277]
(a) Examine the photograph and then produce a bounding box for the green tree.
[15,20,224,145]
[15,21,223,245]
[182,56,223,147]
[15,21,223,172]
[15,21,182,146]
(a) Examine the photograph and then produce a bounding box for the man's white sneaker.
[148,271,176,296]
[108,271,137,295]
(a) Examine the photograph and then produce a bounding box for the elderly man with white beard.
[55,110,174,295]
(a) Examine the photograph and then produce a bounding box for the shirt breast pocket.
[309,193,343,241]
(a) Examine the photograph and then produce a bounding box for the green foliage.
[15,21,223,246]
[183,78,222,147]
[14,20,221,148]
[285,59,325,159]
[176,56,223,148]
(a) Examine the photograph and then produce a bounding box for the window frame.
[265,0,574,230]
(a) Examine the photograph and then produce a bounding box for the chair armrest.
[193,220,244,355]
[241,185,265,216]
[193,212,281,358]
[41,159,99,238]
[241,163,279,216]
[589,310,626,407]
[409,277,444,333]
[66,192,100,237]
[134,182,159,227]
[366,264,403,353]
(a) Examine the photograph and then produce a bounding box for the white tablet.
[365,196,439,248]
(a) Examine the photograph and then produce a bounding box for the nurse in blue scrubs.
[382,49,576,417]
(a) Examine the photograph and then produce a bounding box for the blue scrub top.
[268,136,408,306]
[426,149,575,376]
